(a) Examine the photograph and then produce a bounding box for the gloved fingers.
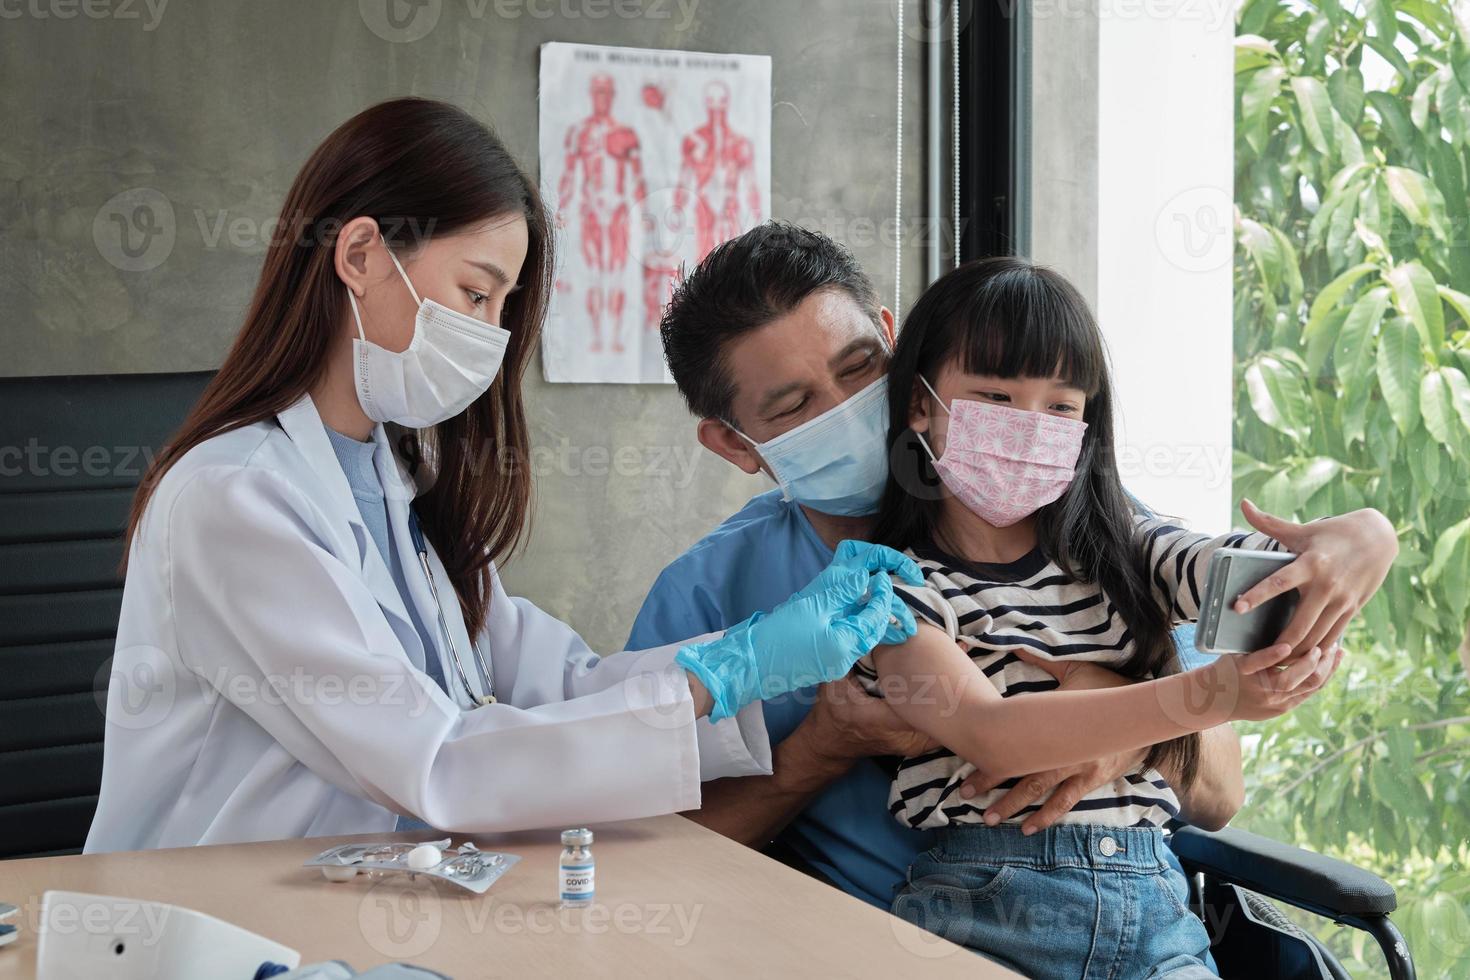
[821,565,877,611]
[838,570,900,652]
[880,591,918,646]
[834,540,924,587]
[792,561,851,603]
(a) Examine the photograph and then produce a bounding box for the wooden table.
[0,815,1013,978]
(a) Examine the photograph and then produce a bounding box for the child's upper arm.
[891,575,959,638]
[866,621,1002,752]
[851,575,959,693]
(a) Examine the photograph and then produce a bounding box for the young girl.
[855,258,1389,979]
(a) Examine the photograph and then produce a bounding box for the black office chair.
[1172,823,1415,979]
[0,371,212,858]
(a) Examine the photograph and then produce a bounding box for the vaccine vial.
[559,828,594,908]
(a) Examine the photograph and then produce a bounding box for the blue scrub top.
[628,489,1211,912]
[627,489,936,910]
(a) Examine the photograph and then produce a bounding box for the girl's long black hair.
[873,257,1199,789]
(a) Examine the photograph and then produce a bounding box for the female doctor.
[84,98,921,852]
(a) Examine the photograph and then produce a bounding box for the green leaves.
[1388,260,1447,353]
[1293,76,1338,156]
[1366,0,1398,42]
[1260,456,1344,516]
[1241,65,1286,153]
[1239,216,1285,294]
[1426,515,1470,623]
[1367,89,1417,149]
[1234,5,1470,974]
[1336,286,1391,396]
[1329,67,1366,127]
[1377,316,1423,435]
[1235,34,1279,73]
[1307,262,1377,324]
[1438,284,1470,331]
[1384,166,1448,238]
[1246,351,1314,441]
[1421,365,1470,449]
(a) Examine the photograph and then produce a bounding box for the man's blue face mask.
[730,376,892,517]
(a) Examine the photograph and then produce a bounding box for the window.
[1233,0,1470,974]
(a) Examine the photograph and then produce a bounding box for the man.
[629,222,1245,910]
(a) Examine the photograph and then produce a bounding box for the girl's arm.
[1015,652,1244,830]
[871,623,1334,781]
[1136,518,1282,626]
[1140,501,1398,656]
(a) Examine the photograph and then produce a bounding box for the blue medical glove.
[676,544,922,721]
[746,539,921,646]
[827,539,925,587]
[809,540,922,645]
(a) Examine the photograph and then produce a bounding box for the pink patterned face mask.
[916,376,1089,527]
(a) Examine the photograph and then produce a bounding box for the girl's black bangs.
[954,270,1105,397]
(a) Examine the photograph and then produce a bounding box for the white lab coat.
[84,395,770,853]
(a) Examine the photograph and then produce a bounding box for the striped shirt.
[853,518,1281,831]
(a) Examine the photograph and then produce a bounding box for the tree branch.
[1274,716,1470,797]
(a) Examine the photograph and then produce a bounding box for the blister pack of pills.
[0,900,17,949]
[304,839,520,895]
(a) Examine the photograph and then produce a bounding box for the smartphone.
[1195,548,1300,655]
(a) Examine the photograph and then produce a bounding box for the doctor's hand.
[807,540,924,645]
[1233,500,1398,658]
[676,544,922,722]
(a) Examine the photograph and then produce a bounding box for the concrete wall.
[1028,2,1099,308]
[0,0,928,651]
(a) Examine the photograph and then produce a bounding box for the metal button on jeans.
[1098,835,1118,857]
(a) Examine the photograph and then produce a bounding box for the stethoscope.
[408,511,497,708]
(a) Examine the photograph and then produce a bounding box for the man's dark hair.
[660,221,883,421]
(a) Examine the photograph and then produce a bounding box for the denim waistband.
[930,823,1170,872]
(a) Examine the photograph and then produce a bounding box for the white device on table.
[1195,548,1300,655]
[35,891,299,980]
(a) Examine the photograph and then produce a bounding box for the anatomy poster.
[538,42,772,383]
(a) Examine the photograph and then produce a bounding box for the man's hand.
[963,649,1149,835]
[1234,500,1397,656]
[804,675,938,763]
[688,675,934,847]
[960,749,1147,835]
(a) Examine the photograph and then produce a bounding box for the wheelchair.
[1173,825,1414,979]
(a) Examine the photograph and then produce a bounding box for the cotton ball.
[321,865,358,882]
[407,843,443,871]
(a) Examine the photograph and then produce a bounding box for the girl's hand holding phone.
[1177,642,1343,726]
[1231,500,1397,658]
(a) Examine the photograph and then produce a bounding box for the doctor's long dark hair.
[125,98,552,637]
[873,258,1199,788]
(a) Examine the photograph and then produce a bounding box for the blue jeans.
[892,825,1217,980]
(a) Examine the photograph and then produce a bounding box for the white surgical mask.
[347,237,511,429]
[731,376,891,517]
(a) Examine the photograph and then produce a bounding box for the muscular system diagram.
[540,43,771,383]
[556,73,647,355]
[673,80,763,264]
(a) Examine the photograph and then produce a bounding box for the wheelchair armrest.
[1171,825,1397,920]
